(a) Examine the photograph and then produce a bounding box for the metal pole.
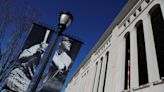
[26,29,63,92]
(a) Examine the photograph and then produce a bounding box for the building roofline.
[67,0,139,84]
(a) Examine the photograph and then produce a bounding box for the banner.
[39,36,82,92]
[1,24,53,92]
[1,23,82,92]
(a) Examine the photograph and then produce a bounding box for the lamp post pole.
[26,11,73,92]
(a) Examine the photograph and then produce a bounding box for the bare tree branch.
[0,0,40,83]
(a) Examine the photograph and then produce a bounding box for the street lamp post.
[26,11,73,92]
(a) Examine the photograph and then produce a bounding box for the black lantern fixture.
[58,12,73,32]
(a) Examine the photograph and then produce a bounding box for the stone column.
[130,28,139,88]
[84,71,89,92]
[84,73,87,92]
[79,71,84,92]
[87,62,97,92]
[115,39,126,92]
[76,77,80,92]
[142,15,160,82]
[81,73,85,92]
[84,74,88,92]
[160,1,164,19]
[86,65,94,92]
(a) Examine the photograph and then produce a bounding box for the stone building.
[65,0,164,92]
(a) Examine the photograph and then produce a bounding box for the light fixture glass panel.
[66,18,72,27]
[60,14,70,24]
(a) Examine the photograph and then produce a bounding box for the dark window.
[150,5,164,78]
[133,12,137,17]
[136,20,148,85]
[124,23,126,27]
[124,32,130,90]
[128,19,130,23]
[145,0,150,3]
[138,6,142,12]
[103,52,109,92]
[97,57,103,92]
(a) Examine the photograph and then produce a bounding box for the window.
[145,0,150,4]
[136,20,148,85]
[127,19,130,23]
[138,6,142,12]
[149,5,164,78]
[97,57,103,92]
[103,52,109,92]
[124,32,130,90]
[133,12,137,17]
[124,23,126,27]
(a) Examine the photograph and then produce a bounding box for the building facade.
[65,0,164,92]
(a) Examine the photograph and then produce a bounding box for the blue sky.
[28,0,128,91]
[0,0,127,91]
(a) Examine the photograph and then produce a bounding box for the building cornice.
[67,0,139,84]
